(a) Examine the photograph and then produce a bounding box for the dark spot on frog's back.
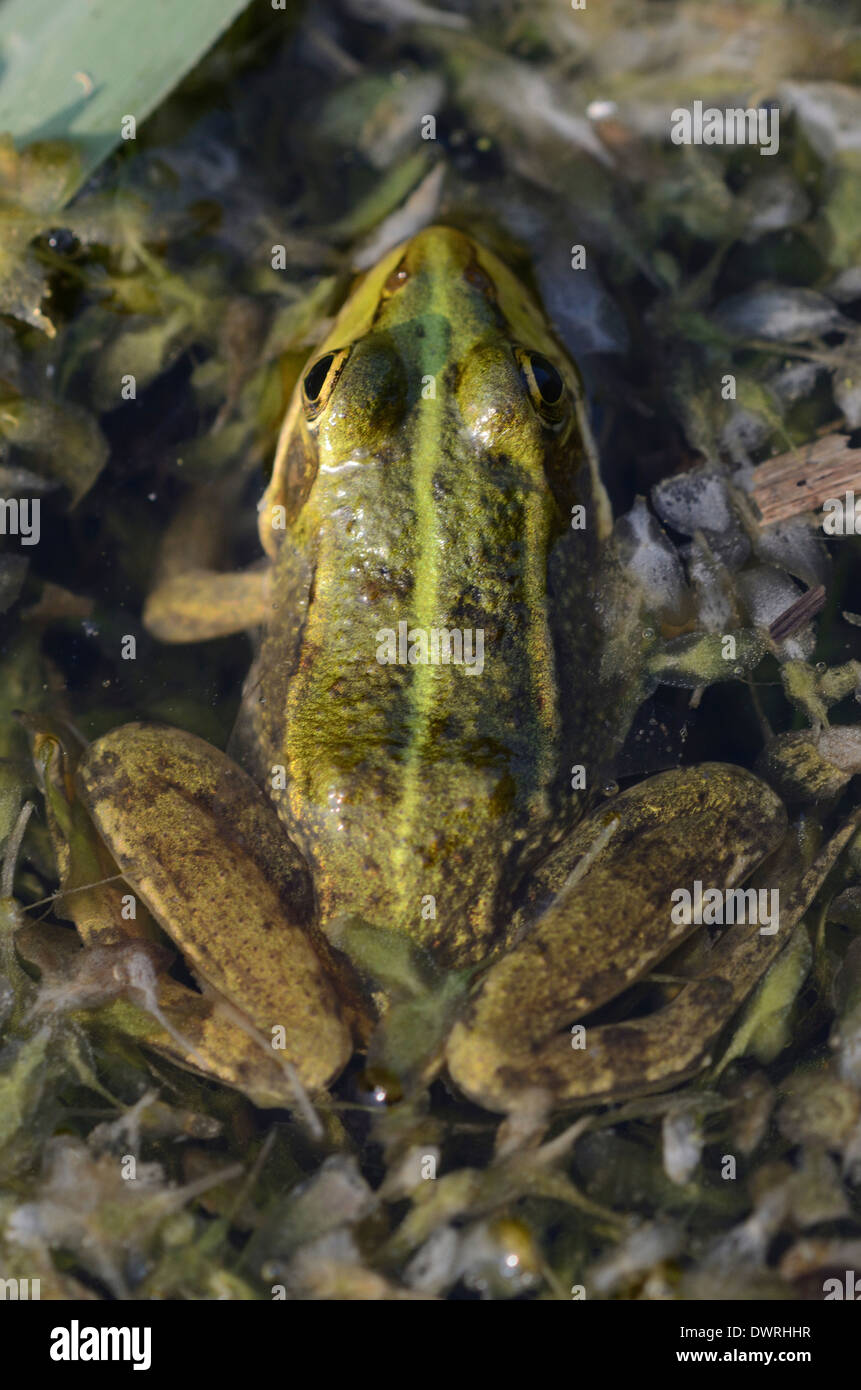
[448,588,495,631]
[360,562,414,604]
[438,360,460,394]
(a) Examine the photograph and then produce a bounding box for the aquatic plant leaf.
[716,926,812,1071]
[713,287,846,343]
[0,0,254,201]
[780,81,861,161]
[0,393,108,503]
[0,137,81,333]
[0,1026,52,1156]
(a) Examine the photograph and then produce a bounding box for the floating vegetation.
[0,0,859,1303]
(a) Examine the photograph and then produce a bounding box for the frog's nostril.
[464,259,496,299]
[383,263,410,296]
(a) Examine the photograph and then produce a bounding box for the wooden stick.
[750,433,861,526]
[768,584,826,641]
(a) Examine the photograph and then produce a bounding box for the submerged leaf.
[713,287,846,343]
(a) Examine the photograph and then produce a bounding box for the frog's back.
[246,227,608,964]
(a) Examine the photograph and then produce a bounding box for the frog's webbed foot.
[446,764,789,1112]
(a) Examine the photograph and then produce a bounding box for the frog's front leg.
[144,568,271,643]
[136,478,273,643]
[446,765,788,1112]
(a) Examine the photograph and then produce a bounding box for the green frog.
[73,226,794,1114]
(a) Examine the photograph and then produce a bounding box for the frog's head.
[260,225,598,555]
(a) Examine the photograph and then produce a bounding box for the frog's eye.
[529,354,564,404]
[516,348,568,425]
[302,348,349,418]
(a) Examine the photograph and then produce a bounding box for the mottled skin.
[77,228,793,1112]
[243,227,609,966]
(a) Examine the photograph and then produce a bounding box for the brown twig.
[768,585,827,641]
[750,434,861,526]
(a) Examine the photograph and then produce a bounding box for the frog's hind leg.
[446,764,788,1112]
[77,724,357,1104]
